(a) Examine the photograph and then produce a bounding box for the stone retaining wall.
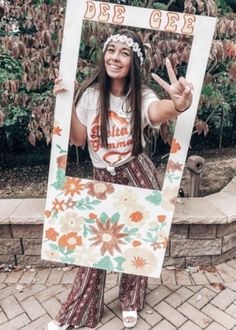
[0,176,236,269]
[1,222,236,269]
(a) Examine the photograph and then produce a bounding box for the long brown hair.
[74,29,145,156]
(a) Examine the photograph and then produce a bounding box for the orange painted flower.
[85,181,114,200]
[157,215,166,223]
[63,177,84,197]
[167,159,183,173]
[131,256,147,269]
[52,198,64,213]
[57,155,67,169]
[64,198,77,209]
[170,138,181,153]
[45,228,59,241]
[58,232,82,250]
[53,126,62,136]
[89,213,97,220]
[44,210,52,218]
[129,211,143,223]
[132,240,142,247]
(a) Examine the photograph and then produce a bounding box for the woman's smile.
[104,41,131,81]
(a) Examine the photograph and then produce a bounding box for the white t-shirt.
[76,86,159,169]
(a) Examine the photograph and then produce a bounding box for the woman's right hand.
[53,77,68,95]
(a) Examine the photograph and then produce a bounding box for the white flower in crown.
[133,42,139,52]
[103,34,144,65]
[126,38,133,47]
[120,35,126,43]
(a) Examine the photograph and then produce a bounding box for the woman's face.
[104,41,131,82]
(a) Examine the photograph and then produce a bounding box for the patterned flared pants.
[55,153,160,328]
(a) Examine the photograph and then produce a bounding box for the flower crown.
[103,34,144,65]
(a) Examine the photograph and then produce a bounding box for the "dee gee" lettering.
[84,1,196,35]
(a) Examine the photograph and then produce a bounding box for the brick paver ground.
[0,259,236,329]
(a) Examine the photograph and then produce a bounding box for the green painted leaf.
[146,191,162,206]
[84,218,95,224]
[83,224,90,237]
[111,212,120,224]
[60,256,75,263]
[129,228,139,235]
[94,256,114,271]
[56,144,66,154]
[114,256,126,271]
[51,168,65,190]
[100,212,108,224]
[49,243,58,251]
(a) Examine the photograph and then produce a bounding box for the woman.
[48,29,192,330]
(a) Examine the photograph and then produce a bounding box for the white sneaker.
[47,320,70,330]
[122,311,138,328]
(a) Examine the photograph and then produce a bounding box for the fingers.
[178,77,193,95]
[53,76,68,96]
[166,58,178,84]
[151,72,170,93]
[54,77,62,84]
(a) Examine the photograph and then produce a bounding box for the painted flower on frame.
[64,198,77,209]
[123,248,158,275]
[125,205,149,227]
[52,198,65,213]
[45,227,59,241]
[151,230,168,250]
[59,211,83,233]
[89,219,128,256]
[63,177,84,197]
[85,181,114,200]
[74,245,100,267]
[58,232,82,250]
[44,249,60,260]
[161,187,177,211]
[57,154,67,169]
[112,188,138,211]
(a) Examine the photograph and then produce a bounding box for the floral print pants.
[55,153,160,328]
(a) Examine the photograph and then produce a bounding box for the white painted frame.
[41,0,216,278]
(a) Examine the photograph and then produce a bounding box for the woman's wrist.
[174,104,190,113]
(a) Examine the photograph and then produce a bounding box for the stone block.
[0,199,23,224]
[217,222,236,237]
[173,198,227,225]
[16,255,64,267]
[23,239,42,255]
[0,254,16,265]
[211,246,236,265]
[222,177,236,194]
[0,224,12,237]
[189,224,216,238]
[222,232,236,253]
[0,238,22,254]
[170,238,222,257]
[10,198,45,224]
[170,224,188,239]
[186,256,212,267]
[163,256,186,269]
[11,224,43,238]
[206,192,236,223]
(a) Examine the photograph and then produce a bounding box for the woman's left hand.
[151,58,193,112]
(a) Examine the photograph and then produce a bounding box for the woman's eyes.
[107,48,130,57]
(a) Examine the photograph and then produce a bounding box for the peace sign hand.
[151,58,193,112]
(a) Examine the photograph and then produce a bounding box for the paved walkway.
[0,260,236,330]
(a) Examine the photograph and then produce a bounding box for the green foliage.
[0,53,23,83]
[0,0,235,157]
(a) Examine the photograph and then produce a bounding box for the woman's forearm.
[70,109,87,147]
